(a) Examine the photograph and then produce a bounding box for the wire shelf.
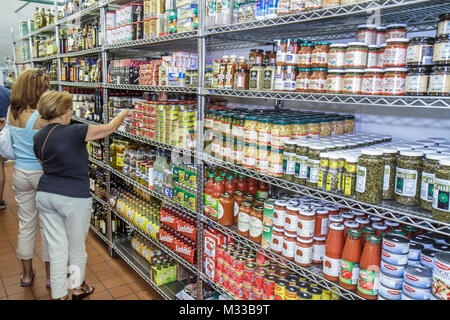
[58,81,104,88]
[89,224,111,246]
[72,116,101,126]
[59,47,103,58]
[104,83,197,94]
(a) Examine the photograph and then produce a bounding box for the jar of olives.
[326,153,340,194]
[432,159,450,222]
[295,140,309,185]
[381,147,398,200]
[269,148,284,177]
[343,154,358,198]
[306,144,326,189]
[317,152,330,191]
[291,120,308,140]
[320,119,333,137]
[244,116,258,144]
[256,118,272,147]
[356,149,384,204]
[394,150,424,206]
[420,153,446,211]
[283,140,297,181]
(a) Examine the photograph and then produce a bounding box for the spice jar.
[311,42,330,68]
[343,154,358,198]
[356,24,377,45]
[249,206,263,243]
[376,26,387,45]
[343,69,364,94]
[235,68,250,89]
[407,37,434,66]
[271,226,284,254]
[367,45,382,69]
[383,38,409,68]
[282,232,297,261]
[406,67,431,96]
[361,68,384,95]
[283,140,297,181]
[345,42,368,69]
[295,140,309,185]
[381,147,398,200]
[218,192,235,226]
[356,149,384,204]
[325,69,345,94]
[306,144,326,189]
[433,34,450,65]
[249,64,265,90]
[383,68,407,95]
[299,42,314,68]
[295,237,314,267]
[269,148,284,177]
[437,13,450,37]
[420,154,446,211]
[385,24,407,40]
[295,68,312,92]
[432,159,450,222]
[238,201,253,237]
[394,150,424,206]
[309,68,327,93]
[428,65,450,96]
[263,64,276,90]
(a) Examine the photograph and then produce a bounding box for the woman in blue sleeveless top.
[8,69,51,288]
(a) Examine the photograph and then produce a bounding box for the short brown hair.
[37,91,73,121]
[10,69,50,119]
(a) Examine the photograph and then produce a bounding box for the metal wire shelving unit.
[11,0,450,301]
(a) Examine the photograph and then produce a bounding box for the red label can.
[252,267,266,292]
[263,274,276,300]
[243,262,256,286]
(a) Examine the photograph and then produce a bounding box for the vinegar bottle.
[339,228,362,291]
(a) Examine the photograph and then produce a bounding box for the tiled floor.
[0,161,162,300]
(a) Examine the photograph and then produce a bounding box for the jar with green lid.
[343,154,358,198]
[421,154,446,211]
[317,152,329,191]
[244,116,258,144]
[295,140,309,185]
[232,115,245,142]
[381,148,398,200]
[271,119,291,150]
[356,149,384,204]
[283,140,297,181]
[290,119,308,140]
[256,118,272,147]
[243,143,257,169]
[306,144,326,189]
[269,148,284,177]
[320,119,333,137]
[394,150,424,206]
[307,119,320,139]
[256,145,270,174]
[432,158,450,222]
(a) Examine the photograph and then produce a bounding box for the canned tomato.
[380,271,403,289]
[402,282,431,300]
[285,285,298,300]
[285,274,298,286]
[298,291,313,300]
[242,284,252,300]
[408,242,425,261]
[252,290,263,300]
[403,265,432,289]
[235,256,246,273]
[296,280,309,292]
[382,234,410,254]
[243,262,256,285]
[380,259,406,277]
[382,249,408,265]
[274,279,288,300]
[379,282,402,300]
[235,271,244,286]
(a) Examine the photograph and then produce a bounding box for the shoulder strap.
[25,110,39,131]
[40,124,61,162]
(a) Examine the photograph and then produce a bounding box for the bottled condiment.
[325,69,345,94]
[343,69,364,94]
[204,173,215,215]
[428,65,450,96]
[218,192,234,226]
[309,68,327,93]
[238,201,253,237]
[249,206,263,243]
[406,37,434,66]
[367,45,382,69]
[383,38,409,68]
[233,190,245,223]
[344,42,368,69]
[328,44,346,69]
[247,178,258,195]
[357,234,381,300]
[235,174,248,193]
[323,223,345,282]
[295,68,312,92]
[256,181,269,200]
[433,34,450,65]
[356,149,384,204]
[297,207,316,240]
[339,229,362,291]
[295,237,314,267]
[383,68,407,95]
[299,42,314,68]
[263,64,276,90]
[361,68,384,95]
[381,147,398,200]
[235,68,250,90]
[360,226,376,248]
[406,67,431,96]
[437,13,450,37]
[311,42,330,68]
[210,177,224,220]
[249,64,265,90]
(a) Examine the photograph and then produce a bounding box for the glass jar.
[256,118,272,147]
[306,144,326,189]
[232,114,245,142]
[290,119,308,140]
[320,118,333,137]
[286,39,302,66]
[343,154,358,198]
[295,140,309,185]
[276,39,288,66]
[432,159,450,222]
[327,154,341,194]
[269,148,284,177]
[361,68,384,95]
[256,145,270,174]
[317,152,329,191]
[244,116,258,144]
[328,44,347,69]
[381,147,398,200]
[428,65,450,96]
[343,69,364,94]
[249,49,257,66]
[309,68,328,93]
[333,117,345,135]
[437,13,450,37]
[356,24,377,46]
[394,150,424,206]
[263,64,276,90]
[274,65,286,91]
[295,68,312,92]
[299,42,314,68]
[249,206,264,243]
[283,140,297,181]
[271,120,291,150]
[238,201,253,237]
[432,34,450,65]
[344,42,368,69]
[307,119,320,138]
[284,65,298,91]
[233,139,245,165]
[323,0,340,8]
[325,69,345,94]
[383,68,407,95]
[356,149,384,204]
[406,66,431,96]
[255,49,264,65]
[376,26,387,45]
[343,115,355,133]
[383,38,409,68]
[311,42,330,68]
[235,68,250,90]
[249,64,265,90]
[243,143,257,169]
[406,37,435,67]
[367,45,382,69]
[385,23,407,40]
[421,153,446,211]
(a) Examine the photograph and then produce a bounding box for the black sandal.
[72,282,95,301]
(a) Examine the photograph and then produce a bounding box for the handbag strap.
[40,124,61,162]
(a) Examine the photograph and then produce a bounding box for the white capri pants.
[36,191,92,299]
[13,168,50,262]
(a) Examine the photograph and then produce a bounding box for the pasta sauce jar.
[295,68,312,92]
[361,68,384,95]
[406,37,434,67]
[405,66,431,96]
[384,38,409,68]
[344,42,368,69]
[383,68,407,95]
[309,68,328,93]
[327,44,347,69]
[385,23,407,40]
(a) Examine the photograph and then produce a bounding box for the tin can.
[402,282,431,300]
[266,264,278,275]
[242,285,252,300]
[380,271,403,289]
[404,265,432,288]
[252,289,263,300]
[253,267,266,292]
[235,271,244,287]
[263,274,276,300]
[223,274,229,291]
[382,249,408,265]
[432,251,450,300]
[421,249,437,269]
[298,291,313,300]
[379,282,402,300]
[408,242,425,261]
[285,285,298,300]
[380,259,406,277]
[274,279,288,300]
[308,287,322,300]
[235,256,246,273]
[321,288,331,300]
[296,280,309,292]
[285,274,298,286]
[243,262,256,285]
[382,234,410,254]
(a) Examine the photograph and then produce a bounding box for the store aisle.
[0,161,162,300]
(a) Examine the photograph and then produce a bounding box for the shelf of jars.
[57,81,104,88]
[32,55,58,63]
[202,154,450,237]
[89,223,111,246]
[110,207,199,276]
[203,0,445,42]
[89,155,108,170]
[104,83,197,94]
[59,47,103,58]
[72,115,101,126]
[112,236,183,300]
[198,212,361,300]
[58,1,102,27]
[201,88,450,109]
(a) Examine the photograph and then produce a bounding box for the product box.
[204,255,216,280]
[177,4,197,20]
[262,225,272,249]
[151,263,177,286]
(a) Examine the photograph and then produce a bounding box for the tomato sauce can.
[380,259,406,277]
[321,288,331,300]
[380,271,403,289]
[382,249,408,265]
[235,271,244,286]
[432,251,450,300]
[402,282,431,300]
[274,279,288,300]
[243,262,256,285]
[379,282,403,300]
[308,287,323,300]
[382,234,410,254]
[252,267,266,292]
[285,285,298,300]
[234,283,244,300]
[404,265,432,289]
[228,279,236,295]
[252,289,263,300]
[408,242,425,261]
[242,284,253,300]
[235,256,246,273]
[223,274,229,291]
[263,274,276,300]
[296,280,309,292]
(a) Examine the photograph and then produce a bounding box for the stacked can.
[402,265,433,300]
[177,102,197,149]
